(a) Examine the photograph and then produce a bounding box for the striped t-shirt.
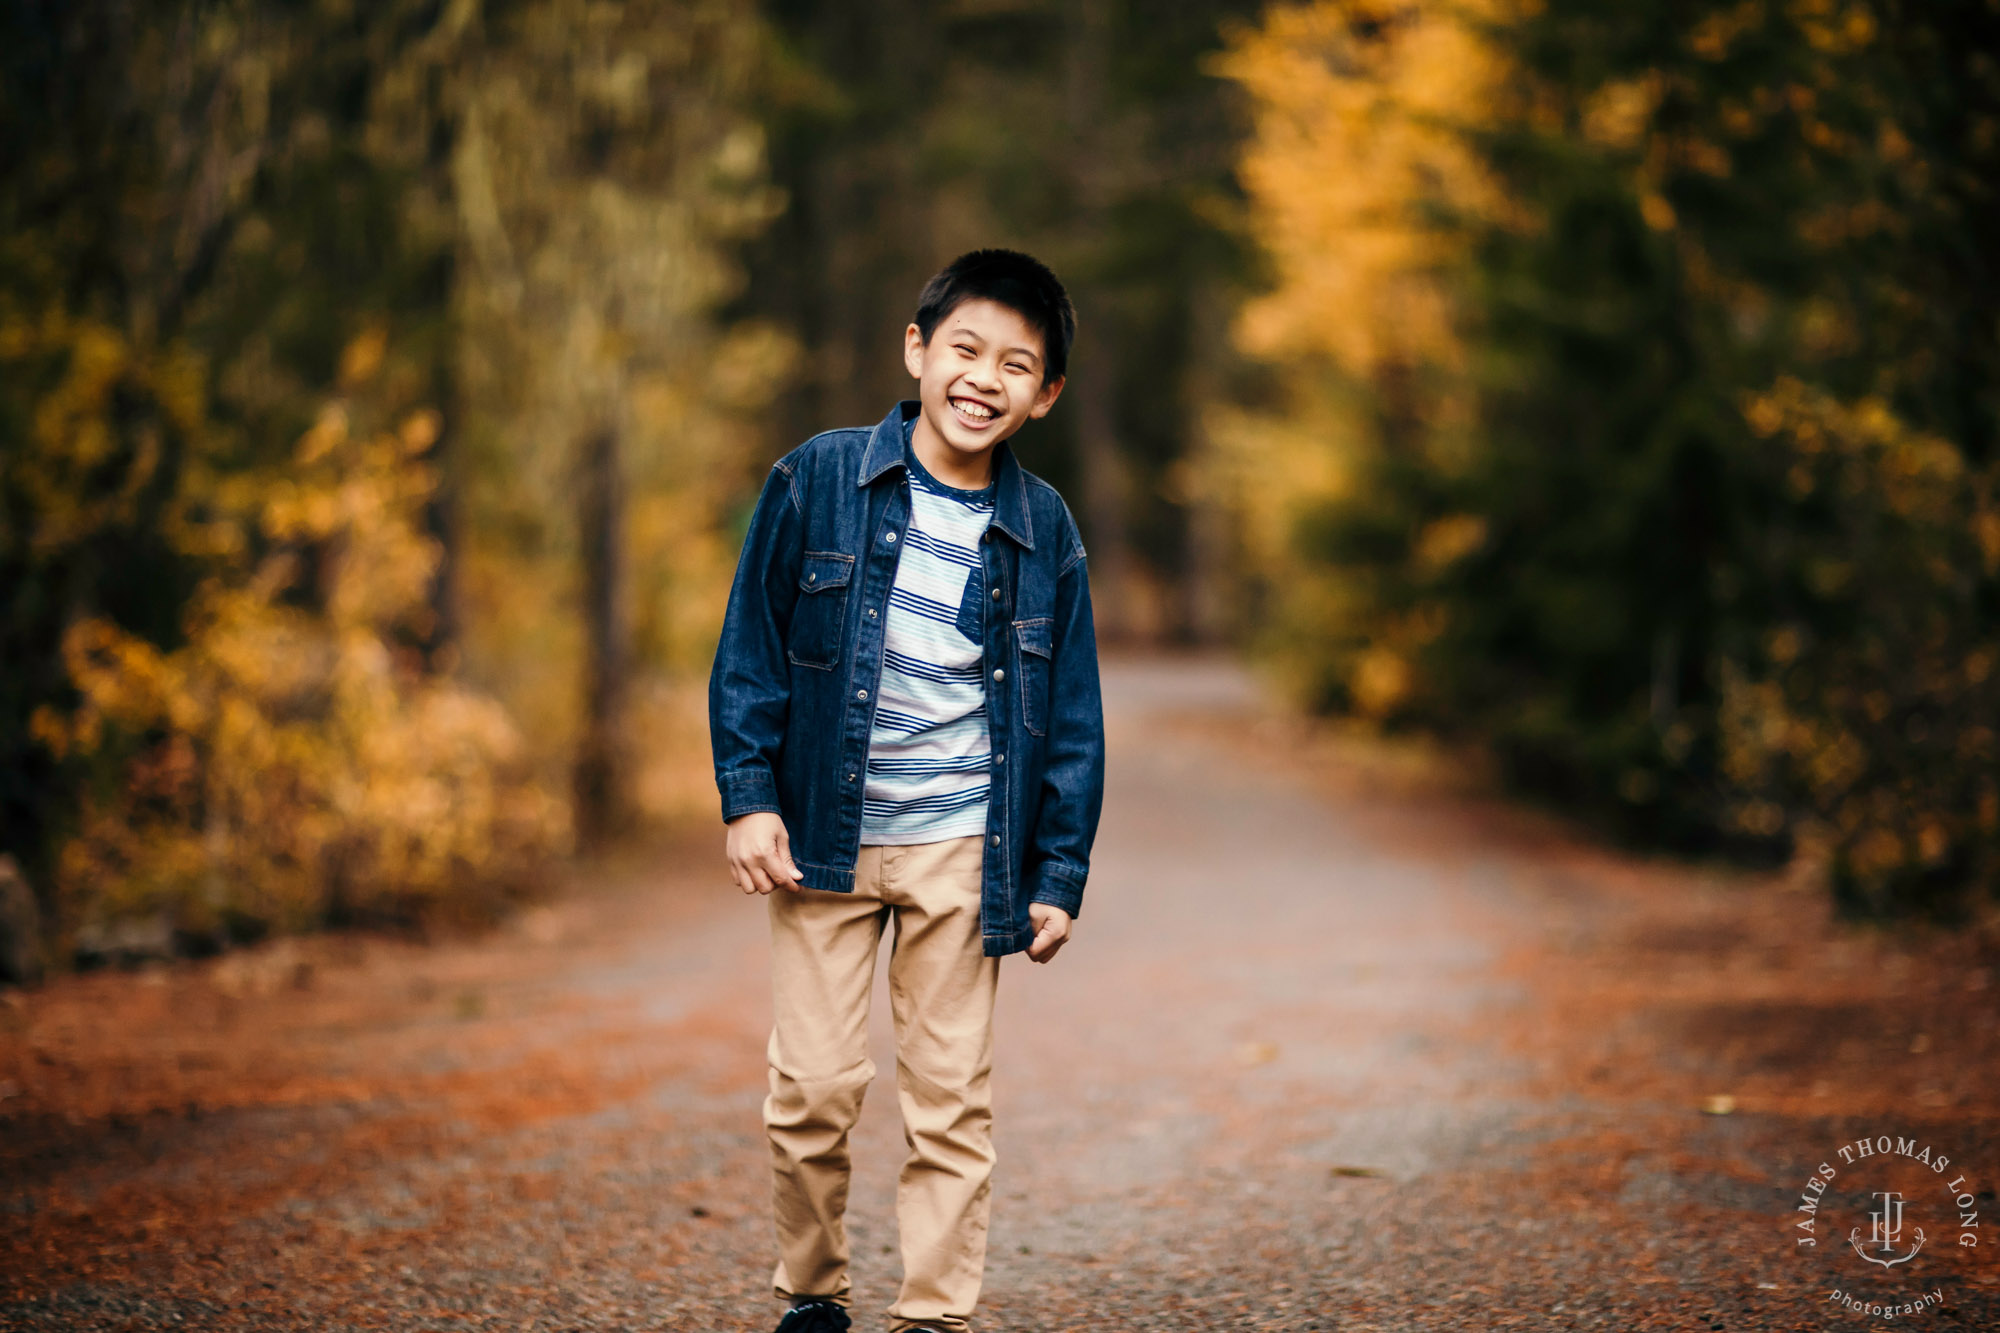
[857,430,996,845]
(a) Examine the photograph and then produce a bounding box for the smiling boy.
[707,249,1107,1332]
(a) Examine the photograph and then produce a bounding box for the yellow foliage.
[1215,0,1515,378]
[1718,379,1999,903]
[1413,514,1489,573]
[1583,72,1666,149]
[1689,2,1766,62]
[39,401,565,940]
[337,324,389,389]
[1214,0,1517,719]
[1351,645,1414,718]
[9,313,176,555]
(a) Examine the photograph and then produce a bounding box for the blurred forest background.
[2,0,1996,981]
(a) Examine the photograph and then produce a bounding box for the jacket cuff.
[1027,861,1087,918]
[718,766,782,822]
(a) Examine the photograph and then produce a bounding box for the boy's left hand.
[1026,903,1072,963]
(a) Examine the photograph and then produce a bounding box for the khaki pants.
[764,832,999,1332]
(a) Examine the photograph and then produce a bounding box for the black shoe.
[774,1299,851,1332]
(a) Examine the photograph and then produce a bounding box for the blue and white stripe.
[858,444,996,845]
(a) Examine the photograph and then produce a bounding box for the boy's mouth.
[949,395,999,427]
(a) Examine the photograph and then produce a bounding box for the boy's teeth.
[954,398,993,419]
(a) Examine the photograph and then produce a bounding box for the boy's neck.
[909,412,995,491]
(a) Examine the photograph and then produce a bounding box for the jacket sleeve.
[708,458,805,822]
[1025,520,1106,917]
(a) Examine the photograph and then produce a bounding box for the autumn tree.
[448,0,784,850]
[1221,0,2000,917]
[2,0,474,946]
[4,0,789,960]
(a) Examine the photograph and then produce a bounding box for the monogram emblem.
[1849,1190,1926,1268]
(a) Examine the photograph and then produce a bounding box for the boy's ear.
[1027,373,1066,419]
[903,322,928,380]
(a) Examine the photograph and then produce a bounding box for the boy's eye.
[955,344,976,355]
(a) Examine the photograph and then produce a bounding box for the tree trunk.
[1181,276,1230,645]
[1064,0,1135,644]
[1071,322,1133,642]
[573,422,629,853]
[422,360,463,671]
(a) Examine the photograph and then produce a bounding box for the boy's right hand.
[724,811,806,894]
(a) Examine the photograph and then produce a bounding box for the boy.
[707,248,1107,1333]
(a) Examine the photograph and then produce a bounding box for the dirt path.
[3,652,1996,1331]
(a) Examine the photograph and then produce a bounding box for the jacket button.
[990,833,1000,847]
[990,586,1000,600]
[856,688,868,700]
[884,531,897,543]
[994,752,1004,765]
[846,772,855,781]
[992,667,1004,682]
[807,571,816,582]
[867,607,877,618]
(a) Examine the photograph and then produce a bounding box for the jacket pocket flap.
[1013,617,1053,658]
[799,551,854,592]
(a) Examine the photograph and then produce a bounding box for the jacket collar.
[858,400,1035,551]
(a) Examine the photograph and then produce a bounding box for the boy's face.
[903,297,1064,464]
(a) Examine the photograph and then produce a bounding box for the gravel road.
[3,652,1996,1331]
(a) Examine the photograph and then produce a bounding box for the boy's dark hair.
[915,249,1076,386]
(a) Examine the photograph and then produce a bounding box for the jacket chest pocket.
[788,551,853,670]
[1013,616,1053,736]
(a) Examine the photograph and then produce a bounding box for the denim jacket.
[708,399,1106,956]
